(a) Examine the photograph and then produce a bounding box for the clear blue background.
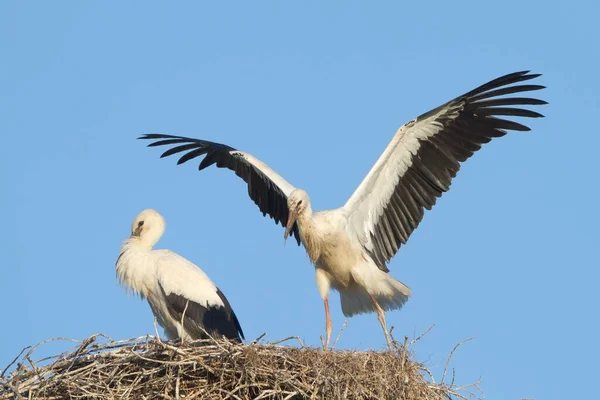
[2,2,598,399]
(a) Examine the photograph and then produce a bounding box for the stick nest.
[1,333,480,400]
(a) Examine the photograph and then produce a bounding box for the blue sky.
[2,1,598,399]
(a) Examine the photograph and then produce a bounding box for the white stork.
[116,209,245,343]
[139,71,546,349]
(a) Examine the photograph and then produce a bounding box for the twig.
[1,346,31,378]
[409,324,435,346]
[269,336,306,348]
[441,337,475,385]
[331,320,348,350]
[251,332,267,345]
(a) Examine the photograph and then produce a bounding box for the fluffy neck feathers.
[297,208,323,262]
[116,238,157,299]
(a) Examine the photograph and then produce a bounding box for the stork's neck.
[121,237,153,252]
[139,229,163,248]
[137,235,157,250]
[296,208,323,262]
[116,238,156,298]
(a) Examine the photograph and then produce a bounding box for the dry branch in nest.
[0,331,481,400]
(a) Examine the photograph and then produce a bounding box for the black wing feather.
[366,71,546,269]
[139,135,301,244]
[160,283,245,342]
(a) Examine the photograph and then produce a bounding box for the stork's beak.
[131,226,143,237]
[284,208,298,241]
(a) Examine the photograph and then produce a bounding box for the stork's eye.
[297,200,303,206]
[138,221,144,227]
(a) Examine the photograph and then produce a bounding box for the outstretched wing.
[139,135,301,245]
[343,71,546,271]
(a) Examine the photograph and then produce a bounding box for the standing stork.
[139,71,546,349]
[116,209,245,343]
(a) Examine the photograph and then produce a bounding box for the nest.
[1,331,481,400]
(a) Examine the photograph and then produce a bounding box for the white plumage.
[116,209,244,342]
[140,71,546,349]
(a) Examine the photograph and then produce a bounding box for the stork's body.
[139,71,546,348]
[117,209,245,343]
[292,206,410,348]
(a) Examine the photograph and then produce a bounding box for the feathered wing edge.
[343,71,546,270]
[139,135,301,245]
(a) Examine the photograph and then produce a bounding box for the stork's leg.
[369,294,392,350]
[315,269,333,350]
[324,297,333,350]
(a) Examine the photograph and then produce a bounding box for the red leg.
[324,297,333,350]
[369,294,392,350]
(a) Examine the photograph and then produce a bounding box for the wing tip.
[139,133,179,148]
[139,133,169,140]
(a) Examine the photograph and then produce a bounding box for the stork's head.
[131,209,166,247]
[284,189,311,241]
